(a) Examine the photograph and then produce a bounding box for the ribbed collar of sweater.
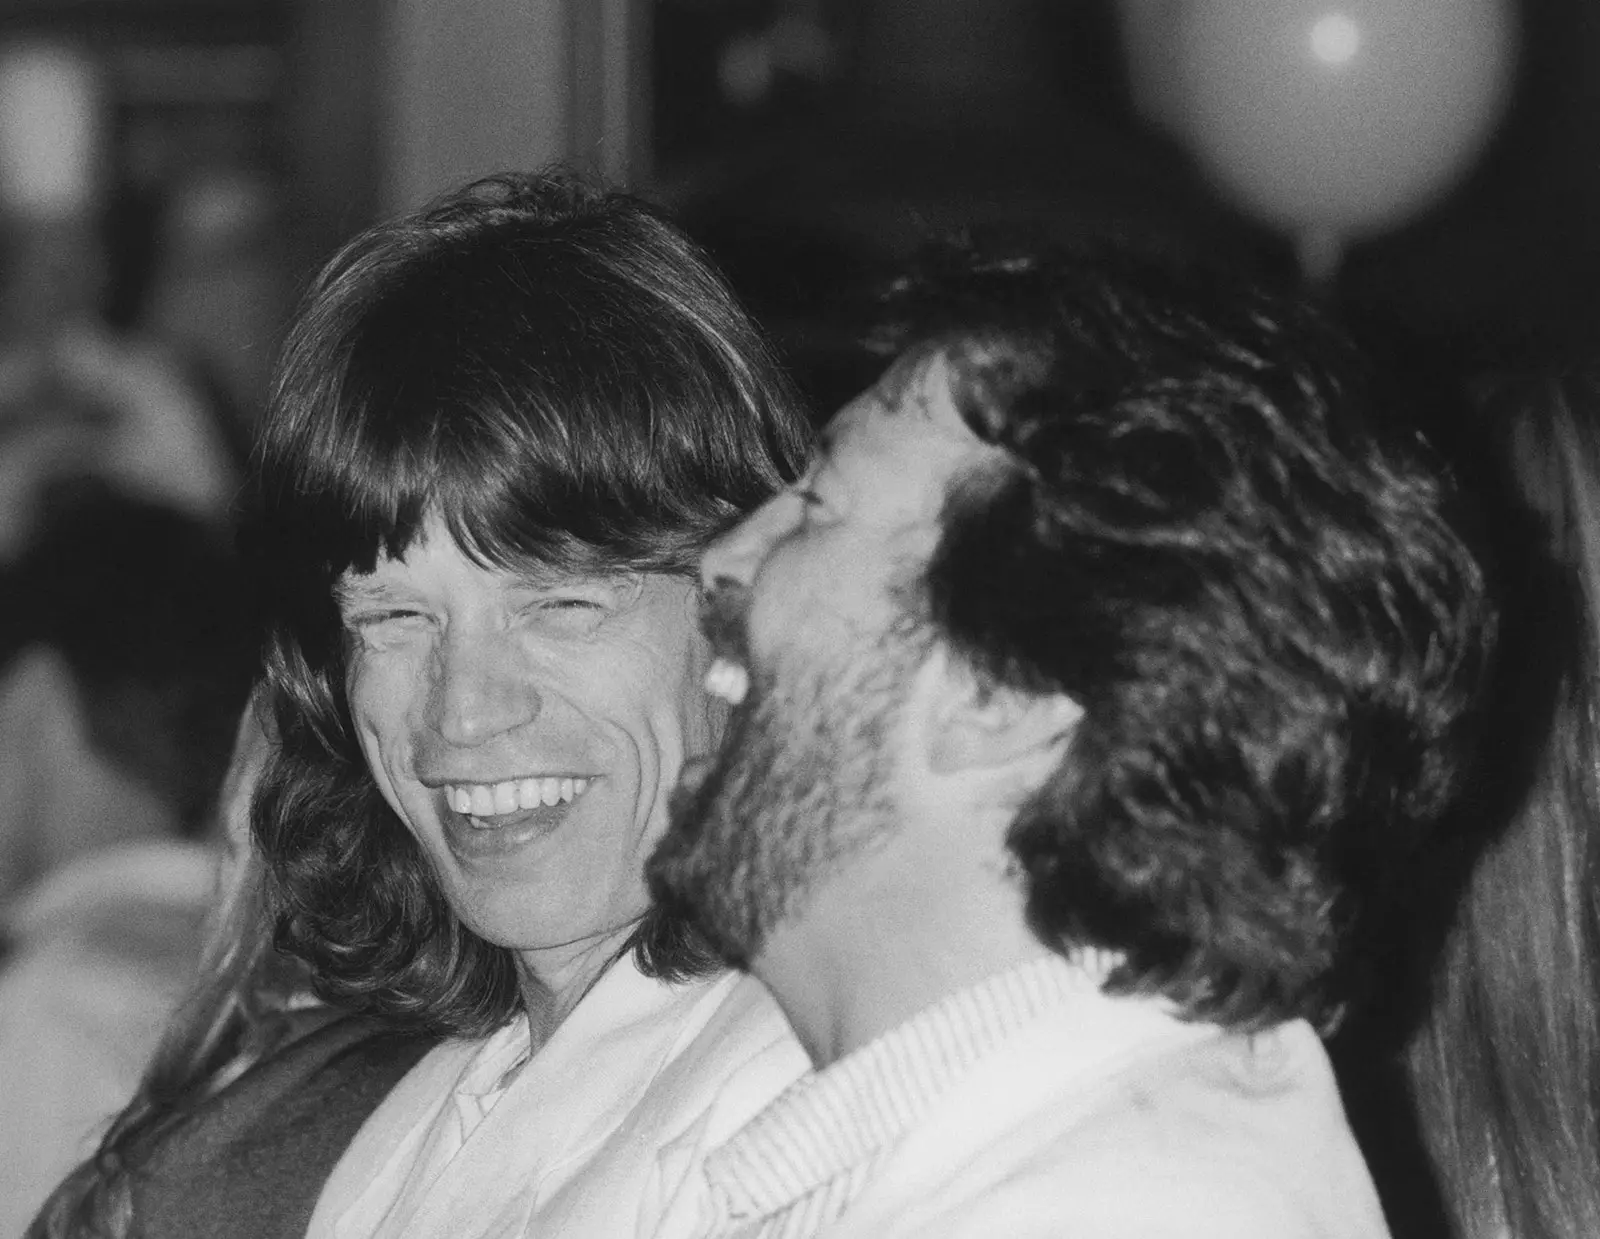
[702,950,1122,1224]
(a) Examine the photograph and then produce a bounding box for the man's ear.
[918,650,1083,780]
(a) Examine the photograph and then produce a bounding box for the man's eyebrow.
[875,351,939,421]
[332,577,408,610]
[510,563,598,589]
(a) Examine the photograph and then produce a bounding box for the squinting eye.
[345,610,430,648]
[793,485,833,523]
[351,609,425,627]
[526,596,608,634]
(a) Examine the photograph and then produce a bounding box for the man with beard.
[646,245,1494,1239]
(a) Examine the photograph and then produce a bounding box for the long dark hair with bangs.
[249,169,811,1036]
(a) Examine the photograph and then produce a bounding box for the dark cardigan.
[125,1015,439,1239]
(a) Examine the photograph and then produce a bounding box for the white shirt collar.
[315,953,749,1239]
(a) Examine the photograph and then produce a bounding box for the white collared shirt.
[306,954,806,1239]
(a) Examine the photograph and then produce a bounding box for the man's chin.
[663,770,713,847]
[648,776,760,967]
[649,782,714,902]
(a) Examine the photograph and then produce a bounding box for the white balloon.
[1174,0,1517,240]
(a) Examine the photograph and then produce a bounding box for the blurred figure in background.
[138,164,287,440]
[0,38,260,1236]
[0,484,259,1235]
[0,39,241,565]
[1405,370,1600,1239]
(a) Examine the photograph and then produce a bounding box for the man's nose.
[426,631,541,747]
[700,492,799,593]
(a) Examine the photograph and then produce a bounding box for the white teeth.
[516,778,540,810]
[705,657,749,705]
[445,776,593,818]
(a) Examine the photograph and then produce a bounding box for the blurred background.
[0,0,1586,1232]
[0,0,1581,429]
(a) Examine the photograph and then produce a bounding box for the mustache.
[699,579,753,664]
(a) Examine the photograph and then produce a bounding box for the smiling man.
[648,246,1495,1239]
[335,539,718,1040]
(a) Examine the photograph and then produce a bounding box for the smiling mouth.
[444,776,592,819]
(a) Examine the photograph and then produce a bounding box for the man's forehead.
[336,536,616,591]
[872,343,944,413]
[821,347,968,457]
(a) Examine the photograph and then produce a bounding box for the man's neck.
[750,855,1052,1068]
[515,920,637,1050]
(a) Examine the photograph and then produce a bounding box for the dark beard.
[647,634,920,968]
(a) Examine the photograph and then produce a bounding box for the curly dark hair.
[877,244,1494,1033]
[247,169,812,1036]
